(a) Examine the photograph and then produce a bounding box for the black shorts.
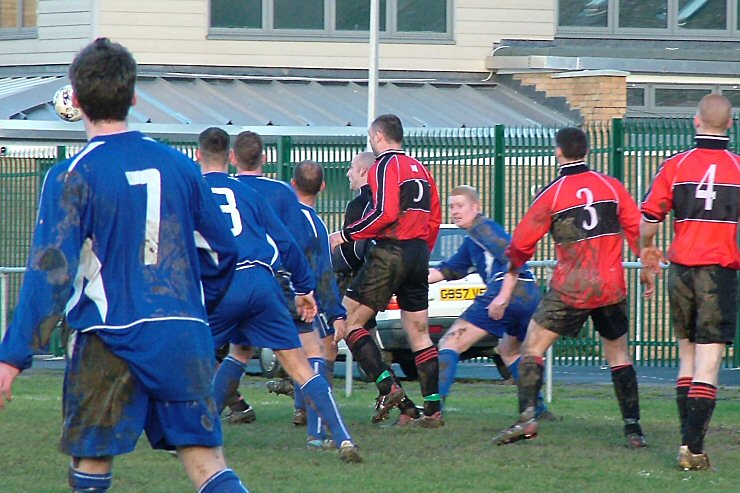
[275,270,312,333]
[668,264,738,345]
[336,272,376,329]
[532,289,628,341]
[347,239,429,313]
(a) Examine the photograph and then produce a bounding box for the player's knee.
[69,465,112,492]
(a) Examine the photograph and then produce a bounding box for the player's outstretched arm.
[428,268,445,284]
[295,293,318,323]
[0,362,21,410]
[488,273,517,320]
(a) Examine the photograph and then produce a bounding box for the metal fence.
[1,118,738,367]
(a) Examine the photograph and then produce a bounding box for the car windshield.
[429,227,467,266]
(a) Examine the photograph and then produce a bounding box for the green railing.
[1,119,738,367]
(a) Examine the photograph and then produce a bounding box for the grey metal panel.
[0,76,66,119]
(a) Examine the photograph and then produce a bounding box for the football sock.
[493,352,513,380]
[68,466,112,493]
[199,469,249,493]
[509,357,549,416]
[213,356,247,414]
[414,346,441,416]
[346,328,393,395]
[684,382,717,454]
[517,356,544,417]
[229,396,249,413]
[301,374,352,446]
[306,357,327,440]
[438,348,460,400]
[676,376,692,436]
[610,364,642,435]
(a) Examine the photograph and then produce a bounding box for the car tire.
[397,355,419,380]
[259,348,284,378]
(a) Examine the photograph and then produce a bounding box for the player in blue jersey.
[0,39,250,493]
[290,160,348,447]
[428,186,553,420]
[198,128,361,462]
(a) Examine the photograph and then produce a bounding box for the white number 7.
[126,169,161,265]
[695,164,717,211]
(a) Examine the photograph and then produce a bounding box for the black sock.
[230,396,249,412]
[346,328,393,394]
[684,382,717,454]
[676,376,692,438]
[414,346,440,415]
[493,353,513,380]
[611,364,642,435]
[517,356,544,417]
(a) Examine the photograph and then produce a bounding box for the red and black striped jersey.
[641,135,740,269]
[341,149,441,252]
[506,162,640,309]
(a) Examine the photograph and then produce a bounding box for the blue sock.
[508,357,549,416]
[438,349,460,401]
[301,374,351,446]
[306,357,326,440]
[68,466,112,492]
[199,468,249,493]
[213,356,247,414]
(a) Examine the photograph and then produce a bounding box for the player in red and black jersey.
[330,114,443,427]
[493,127,647,449]
[641,95,740,471]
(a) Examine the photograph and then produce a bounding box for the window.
[209,0,451,42]
[627,86,645,106]
[654,87,711,107]
[558,0,739,38]
[626,84,740,117]
[0,0,36,38]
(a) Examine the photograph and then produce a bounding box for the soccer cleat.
[371,384,406,424]
[266,379,295,398]
[338,440,363,463]
[625,432,647,449]
[413,411,445,429]
[226,405,256,425]
[292,408,307,426]
[306,438,335,451]
[492,418,539,446]
[677,445,710,471]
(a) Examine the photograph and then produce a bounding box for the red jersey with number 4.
[342,149,441,252]
[641,135,740,269]
[506,162,640,309]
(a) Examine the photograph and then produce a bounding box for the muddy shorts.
[346,239,429,313]
[668,264,738,345]
[61,332,222,457]
[460,280,541,341]
[532,289,628,340]
[276,269,313,333]
[336,272,377,329]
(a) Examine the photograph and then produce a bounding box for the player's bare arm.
[488,272,517,320]
[639,219,664,299]
[0,362,21,410]
[294,293,318,323]
[428,268,445,284]
[329,231,346,252]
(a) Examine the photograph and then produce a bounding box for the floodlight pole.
[367,0,380,150]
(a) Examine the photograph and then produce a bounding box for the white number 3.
[576,187,598,231]
[695,164,717,211]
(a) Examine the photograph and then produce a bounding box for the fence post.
[1,272,7,340]
[735,272,740,367]
[609,118,624,182]
[493,124,506,225]
[276,136,292,181]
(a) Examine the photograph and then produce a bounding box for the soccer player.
[290,160,349,446]
[0,39,250,492]
[329,114,443,427]
[429,186,552,419]
[492,127,647,449]
[640,94,740,471]
[198,128,361,463]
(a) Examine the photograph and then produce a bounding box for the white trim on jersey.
[67,141,105,174]
[79,315,208,332]
[301,209,319,237]
[194,230,219,265]
[65,238,108,322]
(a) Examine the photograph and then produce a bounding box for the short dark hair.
[293,160,324,195]
[198,127,230,164]
[233,131,263,171]
[372,114,404,144]
[555,127,588,160]
[69,38,137,123]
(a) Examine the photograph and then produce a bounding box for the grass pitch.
[1,372,739,493]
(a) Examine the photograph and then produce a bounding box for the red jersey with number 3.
[641,135,740,269]
[506,162,640,309]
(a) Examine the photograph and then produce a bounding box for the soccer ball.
[53,85,82,122]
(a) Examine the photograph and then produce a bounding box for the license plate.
[439,287,485,301]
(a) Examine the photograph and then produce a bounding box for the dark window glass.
[274,0,324,30]
[336,0,387,31]
[619,0,667,29]
[722,89,740,107]
[558,0,608,28]
[678,0,727,30]
[655,88,711,107]
[211,0,262,28]
[627,87,646,106]
[397,0,446,33]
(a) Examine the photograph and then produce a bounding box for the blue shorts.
[459,281,540,341]
[209,266,301,350]
[314,314,335,339]
[61,332,222,457]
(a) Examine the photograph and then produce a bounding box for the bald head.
[353,151,375,170]
[347,151,375,191]
[696,94,733,134]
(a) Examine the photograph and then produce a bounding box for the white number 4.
[695,164,717,211]
[126,169,161,265]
